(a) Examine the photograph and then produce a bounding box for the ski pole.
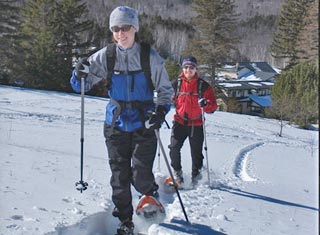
[154,129,190,224]
[157,131,161,172]
[75,77,88,193]
[201,108,210,186]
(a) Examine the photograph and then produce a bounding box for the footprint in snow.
[10,215,24,220]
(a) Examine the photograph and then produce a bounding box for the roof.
[237,68,254,78]
[239,62,278,74]
[254,71,277,81]
[240,95,272,107]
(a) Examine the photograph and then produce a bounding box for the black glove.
[145,105,167,130]
[75,58,90,80]
[198,98,207,107]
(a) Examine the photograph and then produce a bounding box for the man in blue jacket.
[70,6,172,235]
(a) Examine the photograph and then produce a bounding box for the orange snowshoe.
[135,195,165,218]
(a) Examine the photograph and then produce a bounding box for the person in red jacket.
[169,56,217,186]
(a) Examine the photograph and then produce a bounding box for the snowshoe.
[136,195,165,218]
[164,176,184,190]
[116,220,134,235]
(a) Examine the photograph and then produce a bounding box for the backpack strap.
[198,78,204,99]
[106,43,117,89]
[140,42,154,91]
[198,78,210,99]
[174,77,207,99]
[172,77,182,99]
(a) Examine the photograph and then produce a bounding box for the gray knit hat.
[109,6,139,32]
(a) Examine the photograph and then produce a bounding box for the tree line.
[0,0,318,128]
[267,0,318,130]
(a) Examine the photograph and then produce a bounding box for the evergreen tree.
[16,0,56,88]
[0,0,22,84]
[266,75,292,136]
[165,58,181,81]
[13,0,92,91]
[269,61,318,129]
[270,0,308,67]
[296,0,319,63]
[50,0,93,91]
[185,0,239,84]
[290,61,319,128]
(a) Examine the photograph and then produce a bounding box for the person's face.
[111,25,136,49]
[183,64,197,80]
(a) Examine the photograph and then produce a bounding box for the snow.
[261,82,274,86]
[220,83,242,88]
[248,82,262,86]
[239,74,261,81]
[0,85,319,235]
[272,67,282,74]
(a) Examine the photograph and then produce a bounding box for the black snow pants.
[104,124,158,222]
[169,121,204,174]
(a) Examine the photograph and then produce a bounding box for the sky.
[0,85,319,235]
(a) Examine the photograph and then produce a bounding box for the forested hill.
[87,0,283,21]
[14,0,284,65]
[84,0,284,65]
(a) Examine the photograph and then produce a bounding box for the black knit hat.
[182,56,197,67]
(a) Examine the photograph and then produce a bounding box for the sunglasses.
[183,65,196,70]
[111,25,132,32]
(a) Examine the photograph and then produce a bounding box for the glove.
[75,58,90,80]
[145,105,167,130]
[198,98,207,107]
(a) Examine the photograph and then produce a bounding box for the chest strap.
[109,99,154,131]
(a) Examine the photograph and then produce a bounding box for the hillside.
[0,85,318,235]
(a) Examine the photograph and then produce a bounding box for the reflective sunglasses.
[183,65,196,70]
[111,25,132,33]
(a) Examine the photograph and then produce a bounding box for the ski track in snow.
[233,142,265,182]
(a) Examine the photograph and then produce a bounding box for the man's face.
[183,64,197,80]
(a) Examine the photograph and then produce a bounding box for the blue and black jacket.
[70,42,173,132]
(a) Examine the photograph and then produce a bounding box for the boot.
[112,207,120,218]
[191,169,202,186]
[174,169,184,184]
[145,182,160,199]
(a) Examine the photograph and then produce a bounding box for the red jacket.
[172,72,218,126]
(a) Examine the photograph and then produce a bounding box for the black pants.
[104,124,158,221]
[169,121,204,174]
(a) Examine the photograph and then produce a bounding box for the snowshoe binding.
[164,176,184,190]
[116,220,134,235]
[164,170,184,190]
[136,195,165,218]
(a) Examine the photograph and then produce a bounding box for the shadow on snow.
[158,218,227,235]
[214,185,319,212]
[43,212,227,235]
[44,211,118,235]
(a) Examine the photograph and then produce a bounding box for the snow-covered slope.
[0,85,318,235]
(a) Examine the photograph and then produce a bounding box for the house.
[237,62,278,82]
[215,62,278,116]
[239,94,272,115]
